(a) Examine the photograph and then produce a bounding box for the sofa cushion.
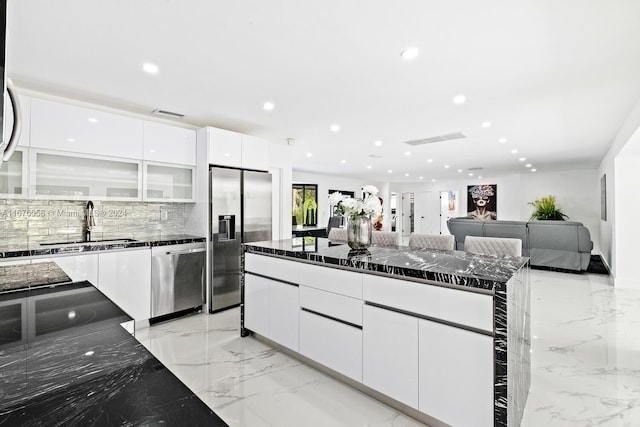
[483,221,529,257]
[447,218,484,250]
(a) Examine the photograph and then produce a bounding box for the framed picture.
[601,174,607,221]
[467,184,497,220]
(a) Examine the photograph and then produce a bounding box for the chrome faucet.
[83,201,95,242]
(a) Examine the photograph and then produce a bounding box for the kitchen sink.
[40,238,137,247]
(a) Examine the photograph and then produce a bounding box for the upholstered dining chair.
[371,231,400,246]
[463,235,522,257]
[328,227,347,242]
[408,233,455,251]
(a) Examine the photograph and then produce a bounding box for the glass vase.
[347,215,372,251]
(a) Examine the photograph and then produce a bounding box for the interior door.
[416,191,435,234]
[401,192,414,238]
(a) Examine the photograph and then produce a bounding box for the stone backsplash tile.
[0,200,189,246]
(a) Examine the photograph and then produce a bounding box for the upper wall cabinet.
[241,134,269,171]
[30,98,144,159]
[143,121,196,166]
[206,126,269,171]
[208,126,242,168]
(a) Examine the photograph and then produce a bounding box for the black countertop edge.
[243,240,529,291]
[0,235,206,259]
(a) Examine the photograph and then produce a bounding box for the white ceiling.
[8,0,640,182]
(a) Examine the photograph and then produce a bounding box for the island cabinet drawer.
[362,275,493,333]
[297,263,362,298]
[299,286,362,326]
[244,253,299,284]
[299,310,363,382]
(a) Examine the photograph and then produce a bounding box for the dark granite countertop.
[0,234,206,259]
[243,237,529,291]
[0,281,226,426]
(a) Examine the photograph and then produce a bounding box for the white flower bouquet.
[329,185,382,219]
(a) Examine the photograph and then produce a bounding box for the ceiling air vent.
[468,167,484,171]
[151,109,185,118]
[404,132,466,146]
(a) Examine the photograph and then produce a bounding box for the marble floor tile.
[136,269,640,427]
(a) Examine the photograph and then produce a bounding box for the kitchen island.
[241,238,530,427]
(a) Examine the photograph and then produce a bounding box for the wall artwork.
[467,184,497,220]
[601,174,607,221]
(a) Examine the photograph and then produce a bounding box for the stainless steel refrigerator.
[209,166,272,312]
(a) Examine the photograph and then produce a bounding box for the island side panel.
[507,265,531,426]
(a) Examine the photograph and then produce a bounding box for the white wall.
[598,98,640,282]
[269,143,293,240]
[292,171,385,230]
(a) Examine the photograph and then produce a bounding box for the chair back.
[328,227,347,242]
[464,236,522,257]
[372,231,400,246]
[408,233,455,251]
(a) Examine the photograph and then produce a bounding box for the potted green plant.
[528,195,569,220]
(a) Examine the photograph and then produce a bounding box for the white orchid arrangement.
[328,185,383,219]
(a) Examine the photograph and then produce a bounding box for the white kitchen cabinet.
[363,305,419,409]
[269,280,299,351]
[30,98,144,159]
[241,134,269,171]
[37,254,99,285]
[0,147,28,198]
[208,126,242,168]
[143,121,196,166]
[31,150,142,201]
[98,248,151,321]
[143,162,195,202]
[245,253,299,284]
[418,319,494,427]
[299,310,362,382]
[363,274,493,332]
[244,273,270,337]
[299,285,362,326]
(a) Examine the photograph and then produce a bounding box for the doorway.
[401,192,414,237]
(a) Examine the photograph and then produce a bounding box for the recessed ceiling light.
[263,102,275,111]
[419,176,424,180]
[387,169,393,174]
[340,159,346,164]
[306,152,313,157]
[366,165,372,169]
[400,47,419,60]
[519,157,526,161]
[444,165,450,169]
[453,95,466,104]
[510,149,518,154]
[499,138,507,143]
[67,138,75,142]
[468,172,474,176]
[143,63,159,74]
[531,168,537,172]
[525,164,532,168]
[457,169,463,173]
[427,158,433,163]
[330,124,340,132]
[478,176,483,179]
[404,173,409,177]
[88,118,98,123]
[481,121,491,128]
[404,151,411,156]
[374,140,382,147]
[431,178,436,182]
[224,153,230,157]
